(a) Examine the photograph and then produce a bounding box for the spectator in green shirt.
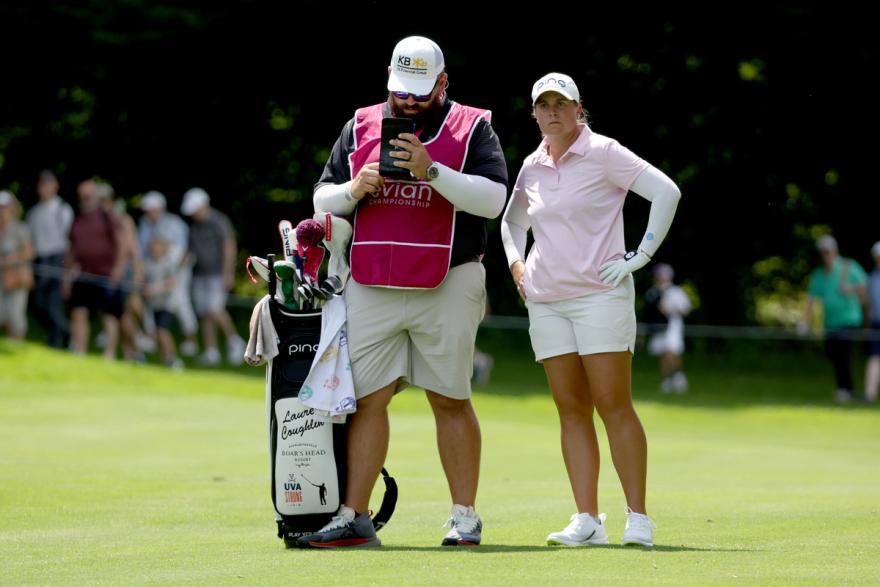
[800,235,868,404]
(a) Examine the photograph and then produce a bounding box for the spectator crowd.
[0,170,245,369]
[2,172,879,405]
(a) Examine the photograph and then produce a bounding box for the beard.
[389,92,445,126]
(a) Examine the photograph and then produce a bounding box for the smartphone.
[379,117,415,179]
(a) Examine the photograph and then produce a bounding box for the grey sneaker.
[441,504,482,546]
[295,506,380,549]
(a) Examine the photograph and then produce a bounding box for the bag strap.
[371,467,398,531]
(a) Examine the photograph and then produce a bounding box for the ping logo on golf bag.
[280,225,295,259]
[289,343,319,355]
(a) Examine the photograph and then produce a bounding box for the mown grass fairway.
[1,335,878,586]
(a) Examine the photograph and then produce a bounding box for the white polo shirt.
[504,124,648,302]
[25,195,74,257]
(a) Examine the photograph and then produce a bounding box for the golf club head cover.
[273,260,301,310]
[294,219,325,285]
[295,245,324,286]
[295,218,325,248]
[247,255,271,283]
[313,212,353,290]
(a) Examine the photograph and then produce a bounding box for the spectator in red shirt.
[64,180,125,359]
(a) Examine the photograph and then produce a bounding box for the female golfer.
[501,72,681,547]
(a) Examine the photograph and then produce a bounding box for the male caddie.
[301,35,508,548]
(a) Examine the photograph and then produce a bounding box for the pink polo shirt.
[509,124,648,302]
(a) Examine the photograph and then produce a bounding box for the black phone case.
[379,117,415,179]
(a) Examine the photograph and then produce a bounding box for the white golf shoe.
[622,507,656,547]
[546,512,608,546]
[179,339,198,357]
[671,371,688,393]
[198,348,221,367]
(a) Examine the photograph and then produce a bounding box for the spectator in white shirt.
[25,170,73,348]
[139,191,198,356]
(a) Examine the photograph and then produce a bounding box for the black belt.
[450,254,481,268]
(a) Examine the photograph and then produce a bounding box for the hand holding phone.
[379,117,415,179]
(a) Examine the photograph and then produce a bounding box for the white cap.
[872,241,880,258]
[815,234,838,252]
[387,36,444,96]
[531,72,580,104]
[141,191,167,211]
[0,190,13,206]
[181,187,209,216]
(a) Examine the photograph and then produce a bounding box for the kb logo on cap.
[398,56,427,68]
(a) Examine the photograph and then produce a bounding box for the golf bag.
[264,254,397,546]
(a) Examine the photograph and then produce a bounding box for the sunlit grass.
[1,339,878,585]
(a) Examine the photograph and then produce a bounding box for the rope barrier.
[18,261,880,342]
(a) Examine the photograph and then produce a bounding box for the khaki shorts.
[526,275,636,362]
[0,288,28,337]
[192,275,227,316]
[648,315,685,356]
[344,262,486,399]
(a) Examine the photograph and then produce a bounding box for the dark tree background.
[2,1,877,321]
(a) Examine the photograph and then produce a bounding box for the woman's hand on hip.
[510,260,526,301]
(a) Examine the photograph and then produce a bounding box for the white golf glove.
[599,250,651,287]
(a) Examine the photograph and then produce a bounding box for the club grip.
[268,254,276,297]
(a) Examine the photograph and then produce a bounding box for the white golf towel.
[244,295,279,366]
[300,295,356,418]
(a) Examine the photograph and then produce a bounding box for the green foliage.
[264,187,304,203]
[685,55,703,71]
[1,3,877,326]
[749,255,809,326]
[680,281,701,312]
[738,59,766,82]
[52,1,205,43]
[268,102,298,132]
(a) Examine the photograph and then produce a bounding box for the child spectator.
[644,263,692,393]
[143,236,183,370]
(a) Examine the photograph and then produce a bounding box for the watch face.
[624,250,637,261]
[427,164,439,180]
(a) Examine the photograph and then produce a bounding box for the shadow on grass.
[293,544,754,553]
